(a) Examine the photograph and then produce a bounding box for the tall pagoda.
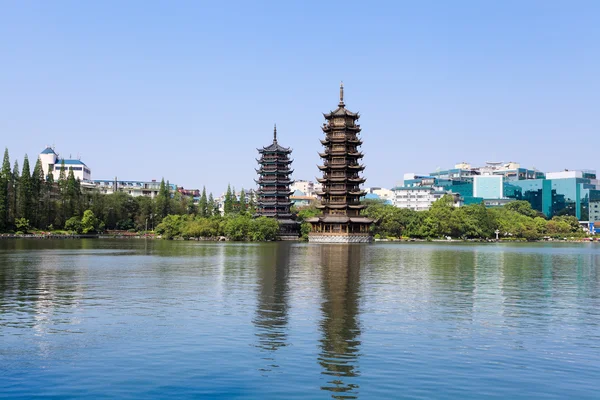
[255,125,299,239]
[307,84,373,243]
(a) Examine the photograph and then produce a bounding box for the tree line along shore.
[0,148,589,242]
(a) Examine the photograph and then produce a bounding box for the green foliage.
[198,186,208,217]
[155,178,170,219]
[239,188,247,214]
[297,203,320,240]
[64,216,82,234]
[504,200,539,218]
[81,210,99,234]
[249,217,279,241]
[15,217,30,233]
[0,148,10,230]
[224,184,234,215]
[155,214,186,239]
[224,214,250,241]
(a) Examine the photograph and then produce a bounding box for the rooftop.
[41,147,57,155]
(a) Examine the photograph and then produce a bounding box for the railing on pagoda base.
[308,232,373,244]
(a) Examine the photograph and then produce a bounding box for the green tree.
[198,186,208,217]
[224,214,250,241]
[18,156,33,221]
[155,214,185,239]
[81,209,99,233]
[224,184,233,214]
[239,188,247,214]
[31,158,45,227]
[65,216,82,233]
[0,148,10,231]
[249,216,279,241]
[425,195,456,237]
[44,171,56,230]
[504,200,538,218]
[297,203,321,240]
[186,196,196,215]
[15,217,30,234]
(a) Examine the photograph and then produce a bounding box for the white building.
[365,187,394,203]
[290,180,321,197]
[91,179,176,198]
[392,186,447,211]
[39,146,92,181]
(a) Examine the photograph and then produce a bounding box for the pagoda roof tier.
[318,163,364,170]
[316,204,351,209]
[255,178,292,184]
[348,204,367,209]
[321,125,361,133]
[348,164,365,170]
[348,190,366,196]
[258,124,293,154]
[256,158,293,164]
[320,138,363,145]
[319,151,363,158]
[323,107,359,119]
[257,201,292,206]
[316,189,352,196]
[255,168,293,175]
[258,147,292,154]
[316,176,365,182]
[257,190,293,195]
[257,213,293,218]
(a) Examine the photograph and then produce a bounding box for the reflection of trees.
[253,243,291,369]
[0,246,86,333]
[318,244,363,399]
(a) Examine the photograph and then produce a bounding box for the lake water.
[1,240,599,399]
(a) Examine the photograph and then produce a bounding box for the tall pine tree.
[224,184,233,215]
[198,186,208,217]
[0,149,10,230]
[208,193,216,217]
[10,160,19,224]
[239,188,247,214]
[155,178,170,219]
[31,158,44,227]
[18,155,35,222]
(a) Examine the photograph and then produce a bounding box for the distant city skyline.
[2,1,599,195]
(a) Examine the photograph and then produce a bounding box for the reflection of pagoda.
[318,244,363,397]
[253,243,292,371]
[307,84,373,243]
[255,125,300,239]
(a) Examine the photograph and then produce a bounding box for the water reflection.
[317,245,364,399]
[253,243,291,371]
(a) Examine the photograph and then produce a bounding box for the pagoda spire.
[339,81,344,107]
[273,124,277,143]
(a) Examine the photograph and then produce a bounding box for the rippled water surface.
[1,239,599,399]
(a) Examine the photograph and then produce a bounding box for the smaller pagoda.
[255,125,299,239]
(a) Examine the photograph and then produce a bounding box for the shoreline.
[0,234,597,243]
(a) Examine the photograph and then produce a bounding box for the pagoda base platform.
[308,232,373,243]
[278,234,301,241]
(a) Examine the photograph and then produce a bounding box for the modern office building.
[430,161,544,182]
[401,162,600,220]
[473,175,503,199]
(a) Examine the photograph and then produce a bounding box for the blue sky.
[1,1,598,195]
